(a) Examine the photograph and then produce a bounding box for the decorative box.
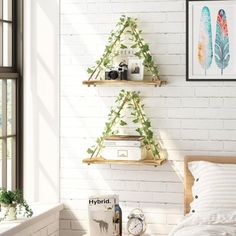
[101,135,146,161]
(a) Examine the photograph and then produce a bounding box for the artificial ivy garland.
[87,15,160,81]
[87,90,163,160]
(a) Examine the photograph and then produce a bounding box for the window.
[0,0,21,190]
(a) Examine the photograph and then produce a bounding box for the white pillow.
[188,161,236,213]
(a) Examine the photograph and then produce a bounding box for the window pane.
[3,0,12,21]
[7,137,15,190]
[0,0,20,190]
[3,22,12,67]
[7,79,15,135]
[0,22,2,66]
[0,0,2,20]
[0,139,2,188]
[0,80,2,137]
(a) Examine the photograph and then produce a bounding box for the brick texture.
[13,213,59,236]
[60,0,236,235]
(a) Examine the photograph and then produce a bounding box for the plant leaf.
[87,148,94,154]
[131,44,138,49]
[87,68,94,74]
[120,120,127,126]
[120,44,127,49]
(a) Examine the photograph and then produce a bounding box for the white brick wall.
[60,0,236,235]
[12,213,59,236]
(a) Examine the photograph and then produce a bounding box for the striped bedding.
[169,161,236,236]
[169,210,236,236]
[189,161,236,213]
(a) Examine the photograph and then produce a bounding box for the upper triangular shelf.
[83,15,166,87]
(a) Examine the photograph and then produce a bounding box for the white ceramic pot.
[1,205,17,221]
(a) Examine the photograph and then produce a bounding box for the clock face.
[127,217,144,236]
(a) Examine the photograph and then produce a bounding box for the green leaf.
[136,128,142,135]
[120,18,125,23]
[103,58,110,67]
[131,44,138,49]
[120,120,127,126]
[144,121,151,128]
[87,68,94,74]
[142,44,149,52]
[147,54,152,62]
[96,138,102,144]
[143,140,148,145]
[120,44,127,49]
[87,148,94,154]
[148,130,153,137]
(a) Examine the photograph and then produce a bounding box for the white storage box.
[101,135,146,161]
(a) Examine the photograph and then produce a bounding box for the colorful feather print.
[215,9,230,75]
[198,6,213,75]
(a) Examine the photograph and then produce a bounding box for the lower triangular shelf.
[82,157,166,167]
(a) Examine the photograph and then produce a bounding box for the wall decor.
[128,58,144,81]
[187,0,236,81]
[86,16,160,82]
[83,90,165,165]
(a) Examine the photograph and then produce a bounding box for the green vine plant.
[87,90,164,160]
[87,15,160,81]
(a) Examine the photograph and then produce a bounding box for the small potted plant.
[0,188,33,221]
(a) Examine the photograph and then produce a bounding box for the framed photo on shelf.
[187,0,236,81]
[128,58,144,81]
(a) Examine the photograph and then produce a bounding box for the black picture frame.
[186,0,236,81]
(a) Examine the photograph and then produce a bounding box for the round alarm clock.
[127,208,146,236]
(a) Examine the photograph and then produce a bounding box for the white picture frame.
[128,58,144,81]
[187,0,236,81]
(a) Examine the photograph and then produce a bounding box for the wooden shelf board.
[82,80,166,87]
[82,157,166,166]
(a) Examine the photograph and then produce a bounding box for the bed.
[169,156,236,236]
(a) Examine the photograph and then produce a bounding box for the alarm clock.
[127,208,146,236]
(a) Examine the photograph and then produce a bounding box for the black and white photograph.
[128,58,144,81]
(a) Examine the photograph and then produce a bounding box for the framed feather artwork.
[187,0,236,81]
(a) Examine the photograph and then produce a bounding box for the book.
[88,195,120,236]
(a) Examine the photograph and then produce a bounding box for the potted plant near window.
[0,189,33,221]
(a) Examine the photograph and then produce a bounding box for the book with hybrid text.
[88,195,120,236]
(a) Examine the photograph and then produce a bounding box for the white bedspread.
[169,210,236,236]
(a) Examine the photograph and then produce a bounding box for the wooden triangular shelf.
[82,80,166,87]
[83,90,165,165]
[84,16,166,86]
[83,157,166,167]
